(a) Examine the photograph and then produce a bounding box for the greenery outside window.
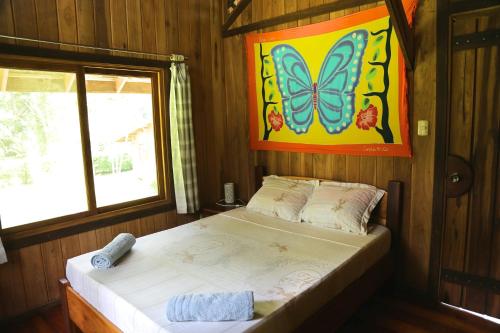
[0,59,168,234]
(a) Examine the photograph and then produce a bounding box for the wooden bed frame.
[59,166,403,333]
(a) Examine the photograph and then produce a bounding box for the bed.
[59,167,403,333]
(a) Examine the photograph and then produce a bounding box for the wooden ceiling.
[221,0,415,70]
[0,69,151,93]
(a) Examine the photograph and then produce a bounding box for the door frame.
[429,0,500,300]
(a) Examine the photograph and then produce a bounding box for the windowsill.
[1,199,176,250]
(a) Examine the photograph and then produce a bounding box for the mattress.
[66,208,390,333]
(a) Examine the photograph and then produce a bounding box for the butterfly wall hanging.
[245,0,417,157]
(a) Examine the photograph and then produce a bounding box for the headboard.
[253,165,403,252]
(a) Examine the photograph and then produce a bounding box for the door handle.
[448,172,461,183]
[446,155,473,198]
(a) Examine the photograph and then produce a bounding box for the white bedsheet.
[66,208,390,333]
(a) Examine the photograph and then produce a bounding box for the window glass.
[0,68,87,228]
[85,73,159,207]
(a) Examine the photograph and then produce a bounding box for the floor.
[1,304,66,333]
[1,294,499,333]
[338,295,500,333]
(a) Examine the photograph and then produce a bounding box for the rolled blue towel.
[91,233,136,269]
[166,291,254,322]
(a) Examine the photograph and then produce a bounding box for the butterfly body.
[312,82,318,110]
[271,30,368,135]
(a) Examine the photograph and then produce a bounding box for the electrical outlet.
[170,54,184,62]
[417,120,429,136]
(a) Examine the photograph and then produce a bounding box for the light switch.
[417,120,429,136]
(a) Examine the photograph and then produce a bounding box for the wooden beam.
[115,77,128,93]
[221,0,252,33]
[384,0,414,70]
[442,269,500,293]
[0,43,171,69]
[449,0,500,15]
[4,201,176,250]
[0,68,9,91]
[222,0,379,38]
[64,73,75,92]
[429,0,450,299]
[453,29,500,50]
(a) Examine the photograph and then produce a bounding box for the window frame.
[0,53,173,243]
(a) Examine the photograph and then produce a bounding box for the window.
[0,69,87,227]
[85,72,159,207]
[0,61,167,231]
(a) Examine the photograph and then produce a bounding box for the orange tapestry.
[245,0,417,157]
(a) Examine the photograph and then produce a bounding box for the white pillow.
[300,181,385,234]
[246,175,319,222]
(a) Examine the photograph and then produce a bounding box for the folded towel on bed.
[166,291,254,322]
[91,233,136,269]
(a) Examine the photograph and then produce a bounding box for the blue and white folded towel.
[166,291,254,322]
[91,233,136,269]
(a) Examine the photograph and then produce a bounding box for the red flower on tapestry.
[268,111,284,131]
[356,104,378,130]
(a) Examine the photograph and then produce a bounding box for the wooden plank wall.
[0,0,200,320]
[199,0,437,294]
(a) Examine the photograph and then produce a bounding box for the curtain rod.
[0,34,188,62]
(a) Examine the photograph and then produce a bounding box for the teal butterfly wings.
[271,30,368,134]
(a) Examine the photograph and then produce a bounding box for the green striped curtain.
[169,63,199,214]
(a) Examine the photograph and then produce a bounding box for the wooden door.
[439,7,500,318]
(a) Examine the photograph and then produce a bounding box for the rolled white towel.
[91,233,135,269]
[166,291,254,322]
